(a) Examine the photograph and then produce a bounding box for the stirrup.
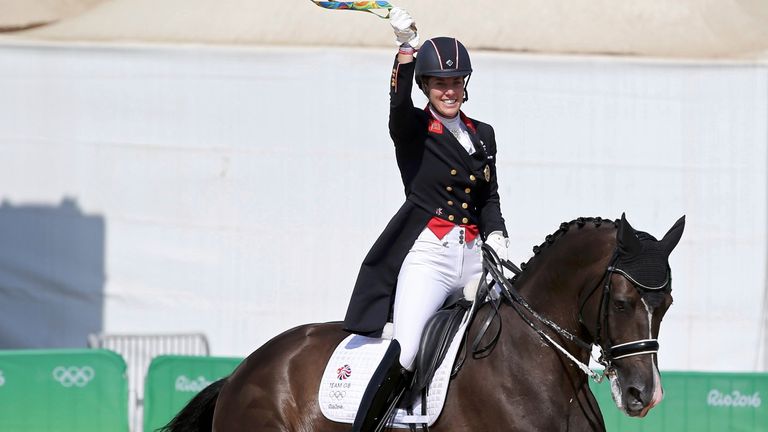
[351,340,413,432]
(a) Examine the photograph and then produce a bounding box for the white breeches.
[392,225,483,371]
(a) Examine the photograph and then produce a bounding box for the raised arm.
[388,7,420,144]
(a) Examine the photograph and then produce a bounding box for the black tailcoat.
[343,58,507,337]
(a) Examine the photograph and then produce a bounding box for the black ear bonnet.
[615,213,685,290]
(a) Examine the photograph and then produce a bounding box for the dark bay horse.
[164,214,685,431]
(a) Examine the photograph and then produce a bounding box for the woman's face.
[425,76,465,118]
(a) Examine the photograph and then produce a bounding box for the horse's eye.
[613,299,630,312]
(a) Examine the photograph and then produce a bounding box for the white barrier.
[0,42,766,371]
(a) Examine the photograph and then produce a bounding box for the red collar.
[424,105,477,134]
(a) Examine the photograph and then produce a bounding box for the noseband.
[582,251,670,367]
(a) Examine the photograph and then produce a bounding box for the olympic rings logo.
[328,390,346,401]
[52,366,95,387]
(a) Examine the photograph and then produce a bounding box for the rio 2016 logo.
[175,375,213,392]
[707,389,761,408]
[52,366,95,388]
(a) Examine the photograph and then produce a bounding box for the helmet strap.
[463,74,472,102]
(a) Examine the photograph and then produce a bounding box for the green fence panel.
[0,349,129,432]
[591,371,768,432]
[143,355,242,432]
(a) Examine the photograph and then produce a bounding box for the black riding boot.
[351,340,413,432]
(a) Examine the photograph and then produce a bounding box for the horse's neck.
[513,225,615,341]
[465,224,617,416]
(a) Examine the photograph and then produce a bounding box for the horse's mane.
[510,216,618,284]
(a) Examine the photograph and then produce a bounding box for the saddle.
[319,288,480,428]
[412,292,472,394]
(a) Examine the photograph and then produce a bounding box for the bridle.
[578,250,670,368]
[474,244,670,382]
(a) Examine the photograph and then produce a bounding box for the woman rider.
[343,8,510,431]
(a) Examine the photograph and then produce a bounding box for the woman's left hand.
[486,231,510,262]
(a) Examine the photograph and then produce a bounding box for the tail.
[157,377,227,432]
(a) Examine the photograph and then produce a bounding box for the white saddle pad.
[319,312,470,428]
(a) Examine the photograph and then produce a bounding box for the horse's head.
[583,213,685,417]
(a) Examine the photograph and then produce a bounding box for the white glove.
[389,7,419,48]
[485,231,509,262]
[486,231,513,280]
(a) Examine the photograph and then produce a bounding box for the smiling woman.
[340,9,512,430]
[423,76,465,117]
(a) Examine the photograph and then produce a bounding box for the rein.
[472,244,666,383]
[477,246,602,382]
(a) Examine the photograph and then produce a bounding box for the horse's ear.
[660,215,686,255]
[617,213,643,256]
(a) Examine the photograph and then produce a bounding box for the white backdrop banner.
[0,43,766,371]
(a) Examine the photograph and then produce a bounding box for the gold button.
[446,186,453,192]
[448,215,455,221]
[469,175,476,181]
[447,200,454,206]
[462,203,468,209]
[462,217,469,224]
[465,188,471,194]
[451,169,457,176]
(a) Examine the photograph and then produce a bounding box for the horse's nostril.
[627,386,645,409]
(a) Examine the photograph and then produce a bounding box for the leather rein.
[465,244,668,383]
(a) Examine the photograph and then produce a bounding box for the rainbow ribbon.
[310,1,394,18]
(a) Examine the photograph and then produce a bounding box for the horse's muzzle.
[622,363,664,417]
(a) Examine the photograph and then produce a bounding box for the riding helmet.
[415,37,473,101]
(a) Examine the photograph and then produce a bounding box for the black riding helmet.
[415,37,473,102]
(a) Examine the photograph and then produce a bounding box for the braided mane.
[510,216,618,284]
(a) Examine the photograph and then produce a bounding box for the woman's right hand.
[389,7,419,48]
